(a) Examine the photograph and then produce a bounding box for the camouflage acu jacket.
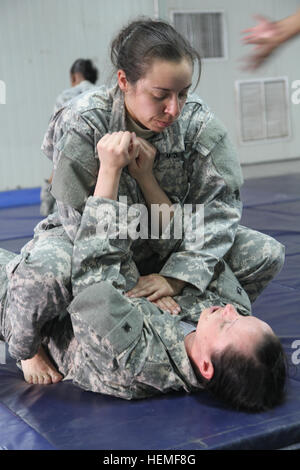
[42,84,244,295]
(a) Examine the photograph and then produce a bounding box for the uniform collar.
[108,84,186,154]
[149,310,203,391]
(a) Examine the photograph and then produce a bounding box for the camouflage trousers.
[1,226,73,362]
[0,224,284,363]
[223,225,285,303]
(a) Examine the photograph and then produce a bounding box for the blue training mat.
[0,175,300,450]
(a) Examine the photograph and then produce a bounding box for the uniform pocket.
[104,309,143,356]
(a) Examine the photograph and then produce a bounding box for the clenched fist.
[97,131,140,171]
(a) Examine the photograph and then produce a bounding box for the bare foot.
[21,345,63,385]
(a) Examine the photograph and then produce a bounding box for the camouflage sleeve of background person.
[52,81,98,115]
[68,196,200,399]
[159,107,243,295]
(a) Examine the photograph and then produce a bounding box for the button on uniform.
[122,322,132,333]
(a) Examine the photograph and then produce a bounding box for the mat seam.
[0,399,57,450]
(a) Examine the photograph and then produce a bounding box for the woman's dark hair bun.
[70,58,99,84]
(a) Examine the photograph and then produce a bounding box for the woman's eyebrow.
[152,84,192,91]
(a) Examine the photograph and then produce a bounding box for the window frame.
[235,76,292,146]
[170,9,229,62]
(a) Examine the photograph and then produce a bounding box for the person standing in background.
[52,58,99,114]
[40,59,99,216]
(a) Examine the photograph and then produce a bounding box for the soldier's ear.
[70,73,76,87]
[198,358,214,381]
[117,69,129,92]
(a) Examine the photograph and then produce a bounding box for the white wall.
[0,0,300,190]
[0,0,156,190]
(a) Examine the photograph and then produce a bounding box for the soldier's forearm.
[137,174,175,235]
[94,166,122,200]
